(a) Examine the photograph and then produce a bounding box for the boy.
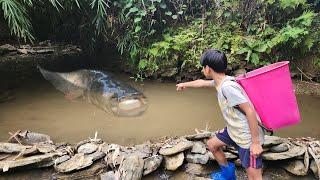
[176,49,264,180]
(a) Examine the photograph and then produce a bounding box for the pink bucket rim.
[236,61,289,81]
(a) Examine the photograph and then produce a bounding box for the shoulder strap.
[221,78,274,135]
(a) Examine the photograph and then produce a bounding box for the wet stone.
[77,143,98,154]
[164,152,184,171]
[119,155,144,180]
[54,153,94,173]
[17,49,28,54]
[184,163,211,176]
[9,130,52,145]
[87,151,105,161]
[143,155,163,176]
[281,159,308,176]
[0,44,16,54]
[269,143,289,153]
[0,152,59,172]
[159,138,193,156]
[191,141,207,154]
[310,160,319,179]
[101,171,118,180]
[37,143,56,153]
[185,132,212,140]
[263,135,283,147]
[53,162,106,180]
[0,142,31,153]
[54,155,70,166]
[262,144,305,160]
[186,153,209,165]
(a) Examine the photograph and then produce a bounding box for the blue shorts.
[216,127,262,169]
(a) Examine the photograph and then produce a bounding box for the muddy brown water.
[0,75,319,179]
[0,76,320,144]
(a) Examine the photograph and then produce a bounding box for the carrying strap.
[221,79,274,136]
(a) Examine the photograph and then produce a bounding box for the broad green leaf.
[135,26,141,32]
[236,48,249,54]
[134,17,142,23]
[140,11,147,16]
[160,3,167,9]
[165,11,172,16]
[250,53,260,65]
[172,15,178,19]
[124,2,132,9]
[138,59,148,69]
[129,7,139,13]
[254,43,268,53]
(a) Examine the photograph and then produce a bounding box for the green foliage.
[279,0,306,9]
[0,0,319,78]
[0,0,34,42]
[133,1,319,76]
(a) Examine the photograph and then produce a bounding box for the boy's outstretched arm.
[176,79,214,91]
[238,102,263,157]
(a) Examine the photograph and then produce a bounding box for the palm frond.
[48,0,63,11]
[0,0,34,42]
[90,0,109,35]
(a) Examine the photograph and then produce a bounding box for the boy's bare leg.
[246,167,262,180]
[207,136,228,166]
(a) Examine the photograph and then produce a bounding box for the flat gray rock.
[269,143,289,153]
[119,155,144,180]
[143,155,163,175]
[0,44,16,52]
[159,138,193,156]
[9,130,52,145]
[164,152,184,171]
[186,153,209,165]
[54,153,94,173]
[77,143,98,154]
[37,143,56,153]
[0,142,31,153]
[262,144,305,160]
[54,155,70,166]
[100,171,118,180]
[281,160,308,176]
[53,162,106,179]
[263,135,283,147]
[185,132,212,140]
[0,152,59,172]
[191,141,207,154]
[310,160,319,179]
[87,151,105,161]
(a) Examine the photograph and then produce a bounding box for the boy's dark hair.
[200,49,227,73]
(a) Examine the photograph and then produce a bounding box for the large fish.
[38,66,147,117]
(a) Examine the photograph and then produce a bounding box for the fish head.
[109,93,148,117]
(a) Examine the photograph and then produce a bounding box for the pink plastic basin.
[236,61,301,130]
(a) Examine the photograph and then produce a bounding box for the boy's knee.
[206,138,220,152]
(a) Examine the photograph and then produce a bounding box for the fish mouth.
[110,95,147,117]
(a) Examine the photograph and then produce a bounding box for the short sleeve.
[221,84,248,107]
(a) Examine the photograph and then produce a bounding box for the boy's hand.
[176,83,187,91]
[250,142,263,157]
